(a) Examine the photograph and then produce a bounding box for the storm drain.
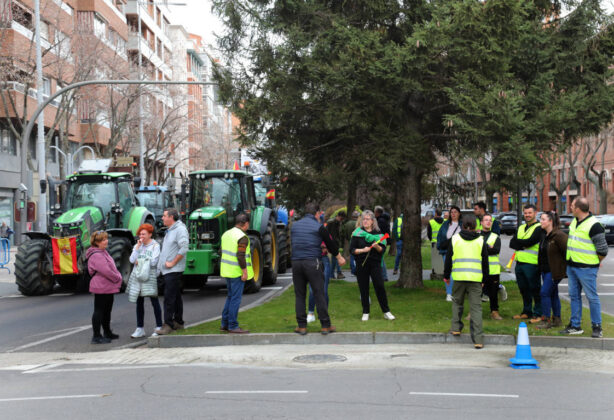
[292,354,347,364]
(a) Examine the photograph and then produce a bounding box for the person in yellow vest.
[561,197,608,338]
[443,215,489,349]
[473,201,501,234]
[220,213,253,334]
[427,210,444,245]
[510,204,543,322]
[391,213,404,275]
[480,214,503,320]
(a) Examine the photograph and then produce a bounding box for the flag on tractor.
[233,160,240,170]
[51,237,79,275]
[265,189,275,199]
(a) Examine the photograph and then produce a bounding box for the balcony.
[127,34,171,77]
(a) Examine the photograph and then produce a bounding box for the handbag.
[133,254,151,283]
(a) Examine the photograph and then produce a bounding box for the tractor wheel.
[108,237,132,292]
[15,239,55,296]
[244,235,264,294]
[261,217,279,285]
[277,228,288,274]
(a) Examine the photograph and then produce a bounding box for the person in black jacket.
[480,214,503,320]
[291,203,346,335]
[350,210,395,321]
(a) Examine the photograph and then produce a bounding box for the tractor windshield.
[254,183,266,206]
[190,176,243,214]
[65,180,116,218]
[136,192,165,215]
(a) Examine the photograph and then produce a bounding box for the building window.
[49,136,58,163]
[39,20,49,41]
[0,127,18,156]
[94,14,106,40]
[12,2,33,31]
[42,78,51,96]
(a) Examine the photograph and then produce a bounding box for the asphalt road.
[0,363,612,420]
[0,274,292,353]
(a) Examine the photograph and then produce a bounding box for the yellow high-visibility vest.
[486,232,500,275]
[567,216,600,265]
[516,222,539,265]
[220,227,253,279]
[429,219,443,243]
[451,234,484,282]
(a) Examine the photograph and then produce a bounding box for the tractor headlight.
[55,203,61,210]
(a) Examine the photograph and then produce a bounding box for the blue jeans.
[540,272,561,318]
[381,257,388,280]
[309,256,330,312]
[350,254,356,275]
[443,254,453,295]
[330,255,342,277]
[567,265,601,327]
[221,276,245,330]
[136,296,162,328]
[394,240,403,271]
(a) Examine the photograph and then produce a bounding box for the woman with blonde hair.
[350,210,395,321]
[87,231,123,344]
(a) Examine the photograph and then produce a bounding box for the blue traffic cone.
[509,322,539,369]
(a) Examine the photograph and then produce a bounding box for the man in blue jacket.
[291,202,346,335]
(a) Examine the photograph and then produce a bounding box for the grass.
[180,279,614,338]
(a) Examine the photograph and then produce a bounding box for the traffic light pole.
[19,79,217,244]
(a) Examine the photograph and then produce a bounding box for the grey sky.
[167,0,222,47]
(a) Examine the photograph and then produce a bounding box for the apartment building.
[0,0,130,240]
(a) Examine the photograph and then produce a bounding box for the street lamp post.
[34,0,46,232]
[49,145,96,176]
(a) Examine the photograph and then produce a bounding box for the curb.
[148,331,613,350]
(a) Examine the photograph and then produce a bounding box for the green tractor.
[183,170,279,293]
[14,159,155,295]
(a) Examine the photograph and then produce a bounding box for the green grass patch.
[180,279,614,338]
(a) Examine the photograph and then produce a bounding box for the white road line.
[561,293,614,296]
[24,364,178,374]
[559,284,614,287]
[205,391,308,394]
[0,394,107,402]
[261,287,283,290]
[600,274,614,277]
[410,392,518,398]
[6,325,90,353]
[0,294,25,299]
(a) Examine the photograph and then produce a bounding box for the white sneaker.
[361,313,369,321]
[499,284,508,301]
[307,313,316,323]
[446,294,453,302]
[131,327,145,338]
[481,294,490,302]
[150,327,163,337]
[384,312,395,320]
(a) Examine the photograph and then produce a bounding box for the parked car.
[500,214,518,235]
[596,214,614,245]
[559,214,574,234]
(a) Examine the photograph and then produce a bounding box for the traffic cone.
[509,322,539,369]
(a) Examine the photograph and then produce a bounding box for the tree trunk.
[343,178,357,258]
[396,166,423,289]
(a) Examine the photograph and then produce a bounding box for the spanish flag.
[265,189,275,199]
[52,237,79,275]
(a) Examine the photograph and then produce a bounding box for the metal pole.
[137,2,145,182]
[35,0,46,233]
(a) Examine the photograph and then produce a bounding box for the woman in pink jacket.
[87,231,123,344]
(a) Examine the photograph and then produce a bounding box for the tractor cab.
[136,185,177,229]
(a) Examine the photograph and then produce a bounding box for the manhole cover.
[292,354,347,364]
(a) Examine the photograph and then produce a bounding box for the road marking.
[559,284,614,287]
[6,325,90,353]
[205,391,308,394]
[560,293,614,296]
[0,294,25,299]
[261,287,283,290]
[24,364,179,374]
[410,392,518,398]
[600,274,614,277]
[0,394,108,402]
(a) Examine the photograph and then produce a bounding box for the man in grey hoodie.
[156,208,189,335]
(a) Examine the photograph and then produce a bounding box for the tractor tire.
[15,239,55,296]
[277,228,288,274]
[244,235,264,294]
[108,237,132,292]
[261,217,279,285]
